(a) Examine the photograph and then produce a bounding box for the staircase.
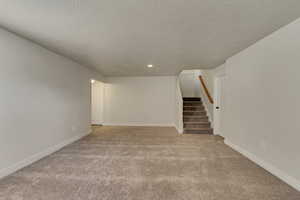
[183,97,213,134]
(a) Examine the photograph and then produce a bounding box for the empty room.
[0,1,300,199]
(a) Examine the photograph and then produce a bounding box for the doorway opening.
[91,79,104,127]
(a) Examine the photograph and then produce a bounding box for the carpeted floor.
[0,126,299,200]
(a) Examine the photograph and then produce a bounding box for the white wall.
[103,76,176,126]
[91,81,105,125]
[224,18,300,190]
[0,28,104,178]
[179,70,201,97]
[200,65,226,124]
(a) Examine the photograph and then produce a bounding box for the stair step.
[183,97,201,101]
[183,116,209,122]
[183,105,205,111]
[184,120,209,123]
[183,115,208,118]
[184,122,211,128]
[183,102,203,106]
[183,111,206,116]
[184,121,210,124]
[184,128,213,134]
[183,101,202,104]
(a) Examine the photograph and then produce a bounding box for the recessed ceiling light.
[91,79,95,84]
[147,64,153,68]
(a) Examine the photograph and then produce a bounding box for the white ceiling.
[1,0,300,76]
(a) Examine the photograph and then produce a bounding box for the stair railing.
[199,76,214,104]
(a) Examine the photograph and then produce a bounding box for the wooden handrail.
[199,75,214,104]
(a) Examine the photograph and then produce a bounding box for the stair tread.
[184,116,207,118]
[184,108,205,110]
[184,116,208,118]
[184,121,209,123]
[183,105,203,107]
[183,97,201,100]
[184,131,213,135]
[184,114,207,116]
[184,122,210,124]
[184,118,208,119]
[185,127,213,130]
[184,114,206,116]
[184,110,205,112]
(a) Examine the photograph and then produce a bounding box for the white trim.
[225,139,300,191]
[175,76,184,134]
[215,132,224,137]
[175,126,184,134]
[102,123,175,127]
[0,130,92,180]
[213,75,225,136]
[213,77,219,135]
[201,98,213,127]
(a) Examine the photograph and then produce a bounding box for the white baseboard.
[0,130,91,180]
[102,123,174,127]
[175,126,184,134]
[214,131,224,137]
[225,139,300,191]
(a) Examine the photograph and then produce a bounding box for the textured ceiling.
[1,0,300,76]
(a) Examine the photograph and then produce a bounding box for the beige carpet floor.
[0,126,299,200]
